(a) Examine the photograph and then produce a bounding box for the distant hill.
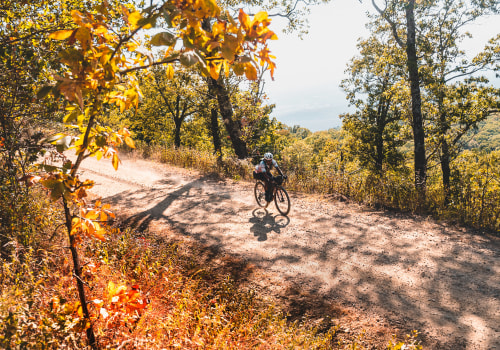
[465,112,500,151]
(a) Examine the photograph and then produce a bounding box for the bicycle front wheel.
[274,186,290,216]
[254,181,267,207]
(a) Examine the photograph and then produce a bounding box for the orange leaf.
[71,10,84,25]
[238,9,251,31]
[244,63,258,80]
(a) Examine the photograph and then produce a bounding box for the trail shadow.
[249,208,290,241]
[107,176,212,233]
[99,168,500,349]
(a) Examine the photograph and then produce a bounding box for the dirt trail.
[78,155,500,349]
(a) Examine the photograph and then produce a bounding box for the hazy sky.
[264,0,500,132]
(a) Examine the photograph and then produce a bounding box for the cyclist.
[253,152,285,203]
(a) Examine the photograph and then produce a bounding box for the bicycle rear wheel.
[254,181,267,207]
[274,186,290,216]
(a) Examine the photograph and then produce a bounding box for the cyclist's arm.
[256,161,272,181]
[275,163,284,177]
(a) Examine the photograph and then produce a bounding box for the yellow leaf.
[212,22,225,37]
[75,27,91,51]
[124,136,135,149]
[85,210,99,220]
[128,11,142,28]
[49,29,74,40]
[107,281,116,295]
[166,64,174,80]
[94,25,108,36]
[77,304,83,317]
[112,153,120,170]
[93,228,106,241]
[208,61,222,80]
[253,12,268,23]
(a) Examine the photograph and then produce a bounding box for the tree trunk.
[63,198,98,350]
[405,0,427,206]
[174,119,181,148]
[440,138,451,205]
[208,77,248,159]
[374,93,388,174]
[209,107,222,158]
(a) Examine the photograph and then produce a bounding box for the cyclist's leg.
[254,172,272,202]
[265,178,274,202]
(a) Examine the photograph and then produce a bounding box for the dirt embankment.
[77,155,500,349]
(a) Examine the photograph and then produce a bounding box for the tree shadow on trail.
[110,176,211,233]
[249,208,290,241]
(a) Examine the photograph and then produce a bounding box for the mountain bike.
[254,175,290,216]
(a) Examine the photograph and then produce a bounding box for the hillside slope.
[77,154,500,349]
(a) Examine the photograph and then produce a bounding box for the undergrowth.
[0,189,422,349]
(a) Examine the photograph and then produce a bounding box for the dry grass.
[0,150,425,349]
[0,208,421,349]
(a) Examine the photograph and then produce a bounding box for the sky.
[263,0,500,132]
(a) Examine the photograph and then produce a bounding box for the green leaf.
[50,182,65,201]
[59,48,84,63]
[62,161,73,173]
[180,51,201,67]
[55,136,73,152]
[151,32,176,46]
[40,178,60,189]
[95,135,107,148]
[37,86,53,99]
[63,110,80,124]
[42,164,59,172]
[137,14,158,28]
[43,133,65,144]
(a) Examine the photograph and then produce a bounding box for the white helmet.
[263,152,273,160]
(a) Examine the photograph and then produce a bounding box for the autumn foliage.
[0,0,278,347]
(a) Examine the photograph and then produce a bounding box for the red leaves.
[93,282,149,325]
[71,200,115,242]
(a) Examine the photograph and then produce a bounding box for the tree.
[416,0,500,204]
[371,0,427,205]
[200,0,319,159]
[341,32,408,173]
[152,66,203,148]
[208,74,250,158]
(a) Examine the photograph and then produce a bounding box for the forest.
[1,0,499,349]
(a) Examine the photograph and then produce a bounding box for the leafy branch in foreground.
[33,0,276,347]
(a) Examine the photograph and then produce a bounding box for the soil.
[76,154,500,349]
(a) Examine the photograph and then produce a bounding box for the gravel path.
[78,155,500,349]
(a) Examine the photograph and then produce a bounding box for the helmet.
[263,152,273,160]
